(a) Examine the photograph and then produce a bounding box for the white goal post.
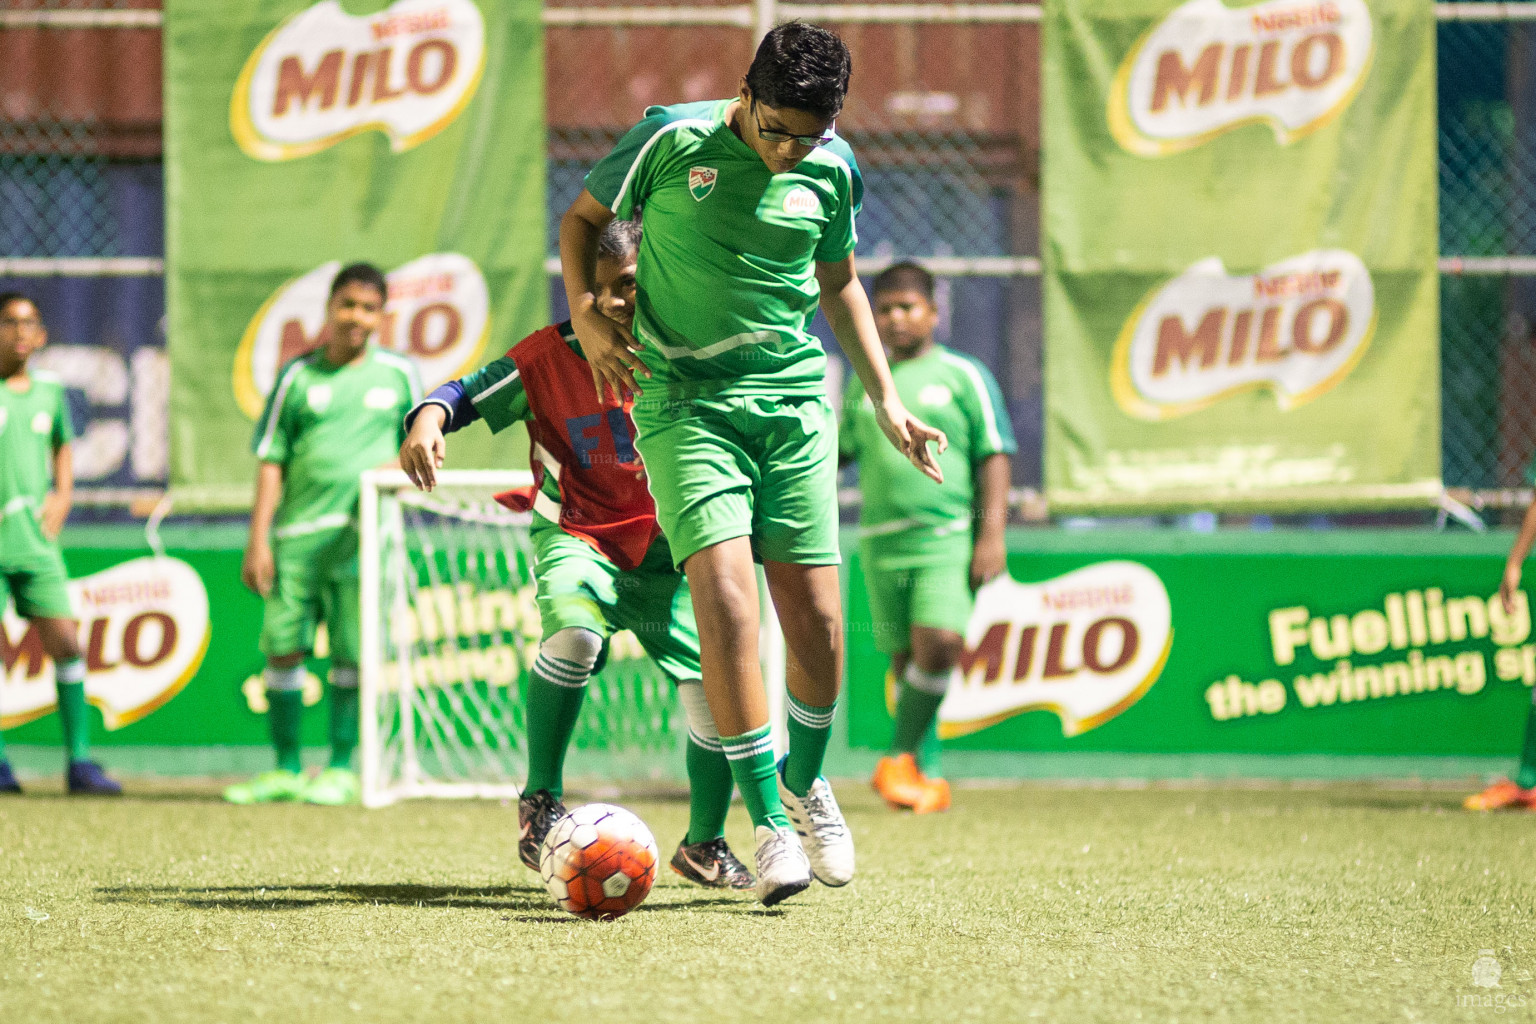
[358,468,787,808]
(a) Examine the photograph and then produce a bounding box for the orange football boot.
[1463,779,1536,811]
[872,752,927,810]
[912,776,952,815]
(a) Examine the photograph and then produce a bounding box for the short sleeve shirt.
[252,348,422,537]
[0,372,73,563]
[584,99,863,398]
[841,346,1015,566]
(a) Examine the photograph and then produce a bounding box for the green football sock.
[892,663,949,764]
[522,652,590,800]
[328,683,360,770]
[685,733,734,845]
[267,689,305,774]
[721,724,790,831]
[782,693,835,797]
[56,659,91,762]
[1517,704,1536,790]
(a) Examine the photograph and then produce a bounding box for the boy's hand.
[876,398,947,483]
[241,541,275,598]
[1502,562,1524,614]
[971,533,1007,592]
[572,309,649,403]
[39,492,68,539]
[401,408,448,492]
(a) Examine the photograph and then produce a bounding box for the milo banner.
[1043,0,1440,511]
[847,531,1534,759]
[165,0,546,505]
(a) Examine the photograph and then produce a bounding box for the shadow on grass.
[95,882,752,916]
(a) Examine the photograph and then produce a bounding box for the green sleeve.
[584,109,675,215]
[461,356,531,435]
[252,360,301,464]
[957,355,1016,460]
[51,383,74,446]
[838,373,865,460]
[814,140,863,263]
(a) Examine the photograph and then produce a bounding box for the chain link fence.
[5,2,1536,510]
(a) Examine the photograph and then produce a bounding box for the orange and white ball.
[538,803,659,920]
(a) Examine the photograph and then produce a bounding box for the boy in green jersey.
[561,23,946,904]
[0,292,121,795]
[401,220,754,891]
[840,264,1015,814]
[226,264,422,806]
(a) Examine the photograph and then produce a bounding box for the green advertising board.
[164,0,546,507]
[846,530,1531,765]
[1043,0,1441,511]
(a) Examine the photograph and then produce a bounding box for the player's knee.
[538,627,604,680]
[912,630,964,674]
[674,680,722,745]
[39,624,82,663]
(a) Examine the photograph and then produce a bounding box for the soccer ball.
[538,803,659,920]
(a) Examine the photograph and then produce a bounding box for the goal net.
[358,469,786,808]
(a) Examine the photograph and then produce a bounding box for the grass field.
[1,781,1533,1023]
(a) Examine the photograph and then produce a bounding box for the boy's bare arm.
[560,190,648,401]
[816,255,946,482]
[971,453,1011,591]
[242,461,284,598]
[40,441,73,539]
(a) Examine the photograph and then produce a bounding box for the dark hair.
[872,262,935,302]
[329,262,388,301]
[745,23,852,120]
[598,219,641,263]
[0,291,37,318]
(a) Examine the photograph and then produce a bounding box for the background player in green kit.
[561,24,946,904]
[400,220,754,891]
[0,292,121,795]
[841,264,1015,815]
[226,264,422,807]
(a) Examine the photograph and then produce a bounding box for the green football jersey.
[0,372,73,563]
[584,99,862,397]
[252,347,422,538]
[840,345,1015,567]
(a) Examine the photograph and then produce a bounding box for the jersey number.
[565,410,635,469]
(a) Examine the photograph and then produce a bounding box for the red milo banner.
[1044,0,1440,511]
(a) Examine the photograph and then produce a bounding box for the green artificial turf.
[1,783,1533,1023]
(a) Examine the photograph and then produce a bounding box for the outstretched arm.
[817,255,946,482]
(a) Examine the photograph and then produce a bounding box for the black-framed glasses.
[751,103,835,148]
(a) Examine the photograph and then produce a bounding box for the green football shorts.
[530,517,701,684]
[0,545,74,620]
[860,549,975,655]
[629,391,840,568]
[259,527,361,665]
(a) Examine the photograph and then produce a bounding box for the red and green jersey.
[452,323,660,570]
[0,372,73,564]
[584,99,862,397]
[252,347,421,539]
[841,345,1015,567]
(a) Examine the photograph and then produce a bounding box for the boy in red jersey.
[399,221,752,890]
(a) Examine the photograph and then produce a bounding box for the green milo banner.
[1043,0,1440,511]
[847,532,1533,761]
[165,0,546,505]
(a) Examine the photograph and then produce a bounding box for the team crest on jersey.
[364,386,399,410]
[688,166,718,201]
[918,384,952,407]
[31,411,51,434]
[0,408,8,434]
[307,384,333,413]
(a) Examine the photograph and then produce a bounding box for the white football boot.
[777,762,855,887]
[753,825,812,906]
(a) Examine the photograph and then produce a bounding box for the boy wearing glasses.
[560,23,945,905]
[0,292,121,795]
